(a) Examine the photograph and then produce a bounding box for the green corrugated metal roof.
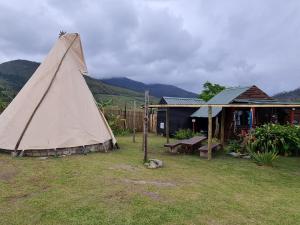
[160,96,204,105]
[191,86,251,118]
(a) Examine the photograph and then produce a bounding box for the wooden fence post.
[143,91,149,162]
[133,100,136,143]
[166,108,170,144]
[220,108,225,149]
[208,106,212,160]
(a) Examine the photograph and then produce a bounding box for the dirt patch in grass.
[109,163,140,172]
[0,169,18,182]
[142,191,161,201]
[0,160,18,182]
[4,185,51,204]
[122,178,176,187]
[105,189,131,202]
[4,193,31,203]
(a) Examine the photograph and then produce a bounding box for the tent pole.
[208,106,212,160]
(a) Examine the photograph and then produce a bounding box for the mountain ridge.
[0,60,150,108]
[0,60,197,100]
[273,88,300,101]
[0,59,195,108]
[101,77,198,98]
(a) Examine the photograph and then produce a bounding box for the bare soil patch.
[109,163,140,172]
[122,178,176,187]
[142,191,161,200]
[0,161,18,182]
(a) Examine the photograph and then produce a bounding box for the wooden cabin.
[156,97,204,136]
[191,85,300,139]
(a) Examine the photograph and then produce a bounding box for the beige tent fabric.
[0,33,116,150]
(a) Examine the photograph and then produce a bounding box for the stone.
[228,152,240,157]
[39,157,48,160]
[145,159,163,169]
[148,161,158,169]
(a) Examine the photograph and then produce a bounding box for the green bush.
[174,129,194,140]
[246,141,278,166]
[247,124,300,156]
[174,129,203,140]
[249,151,278,166]
[105,113,131,136]
[226,139,241,153]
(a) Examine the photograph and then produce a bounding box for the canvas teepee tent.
[0,33,117,156]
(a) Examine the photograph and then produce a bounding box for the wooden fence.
[103,108,157,133]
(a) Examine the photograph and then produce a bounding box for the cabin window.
[160,122,165,129]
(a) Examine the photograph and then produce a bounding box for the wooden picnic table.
[164,136,207,153]
[180,136,207,153]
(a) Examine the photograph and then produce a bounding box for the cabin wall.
[295,109,300,123]
[284,108,300,124]
[156,107,199,136]
[236,86,271,99]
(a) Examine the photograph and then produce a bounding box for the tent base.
[0,140,117,157]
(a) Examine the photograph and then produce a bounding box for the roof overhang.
[149,104,300,108]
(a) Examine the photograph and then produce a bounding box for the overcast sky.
[0,0,300,95]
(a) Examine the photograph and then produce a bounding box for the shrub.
[246,124,300,156]
[105,113,131,136]
[249,150,278,166]
[174,129,203,140]
[174,129,194,140]
[246,140,278,166]
[226,139,241,153]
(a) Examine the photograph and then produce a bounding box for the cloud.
[0,0,300,95]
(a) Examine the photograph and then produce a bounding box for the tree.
[199,82,225,101]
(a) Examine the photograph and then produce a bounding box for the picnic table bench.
[164,141,182,152]
[164,136,207,153]
[198,143,220,158]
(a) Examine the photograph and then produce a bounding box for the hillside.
[0,60,155,108]
[102,77,198,98]
[0,60,40,79]
[273,88,300,101]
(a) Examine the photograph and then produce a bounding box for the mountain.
[0,60,40,98]
[0,59,197,109]
[273,88,300,101]
[0,60,155,108]
[101,77,198,98]
[0,60,40,79]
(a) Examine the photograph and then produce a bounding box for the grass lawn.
[1,133,300,225]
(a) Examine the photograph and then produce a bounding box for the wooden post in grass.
[166,108,170,144]
[208,106,212,160]
[143,91,149,162]
[220,107,225,150]
[133,100,136,143]
[290,108,295,125]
